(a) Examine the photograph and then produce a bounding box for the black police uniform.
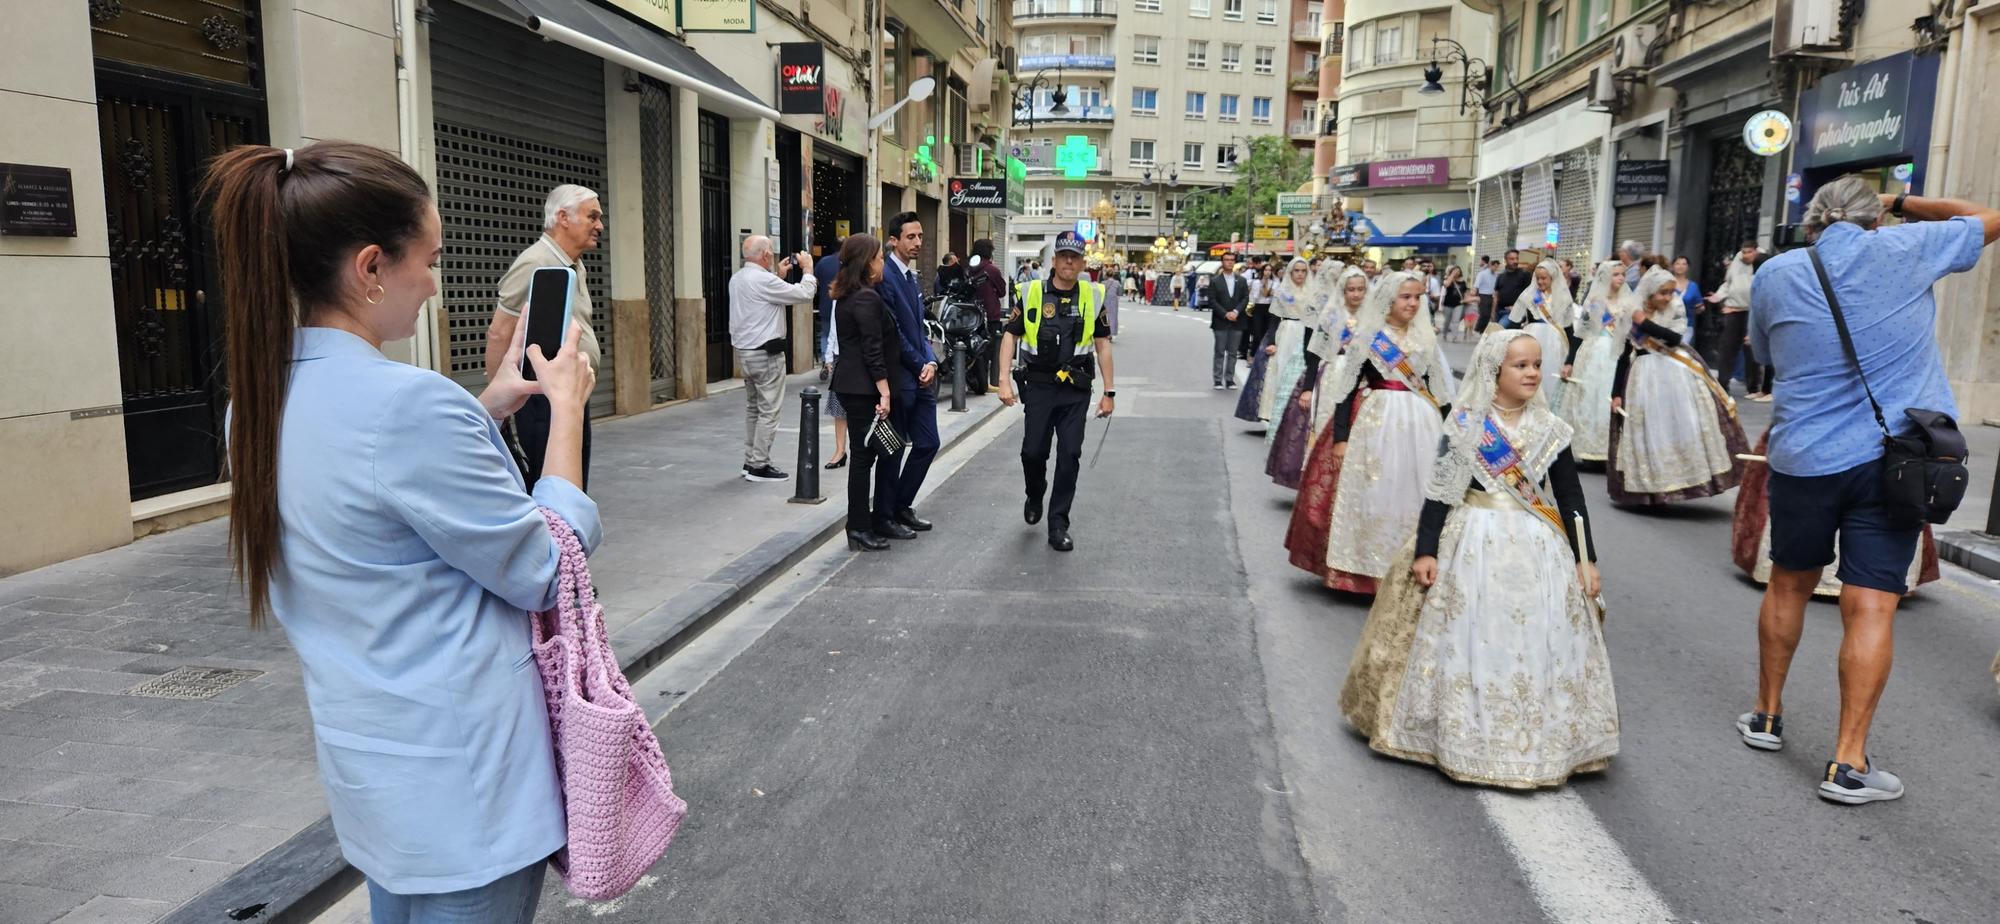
[1007,281,1105,537]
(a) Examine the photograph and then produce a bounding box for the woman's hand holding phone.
[528,322,595,419]
[478,318,541,421]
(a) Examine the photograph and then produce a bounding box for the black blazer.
[1206,272,1249,330]
[830,287,909,397]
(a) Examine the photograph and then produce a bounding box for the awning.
[479,0,781,122]
[1349,209,1473,248]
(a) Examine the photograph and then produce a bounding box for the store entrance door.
[699,112,735,382]
[1697,135,1765,358]
[95,76,264,500]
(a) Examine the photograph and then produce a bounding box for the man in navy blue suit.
[876,211,940,535]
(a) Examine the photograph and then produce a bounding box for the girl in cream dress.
[1263,259,1332,488]
[1508,259,1575,414]
[1284,266,1369,576]
[1557,259,1627,462]
[1607,265,1748,505]
[1341,329,1618,789]
[1314,271,1450,594]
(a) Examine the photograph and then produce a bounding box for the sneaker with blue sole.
[1735,711,1783,751]
[1819,759,1905,805]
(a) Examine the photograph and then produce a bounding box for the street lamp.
[1013,68,1068,131]
[1418,37,1491,116]
[1141,166,1179,253]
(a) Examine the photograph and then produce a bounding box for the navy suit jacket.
[878,256,935,388]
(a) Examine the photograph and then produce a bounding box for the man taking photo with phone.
[486,184,603,489]
[730,235,817,483]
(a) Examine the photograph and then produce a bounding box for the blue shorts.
[1767,457,1921,594]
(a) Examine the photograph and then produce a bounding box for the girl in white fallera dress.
[1557,259,1627,462]
[1259,258,1319,433]
[1607,265,1748,505]
[1314,271,1451,594]
[1340,329,1618,789]
[1264,259,1334,487]
[1509,259,1575,412]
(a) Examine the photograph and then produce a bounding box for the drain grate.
[125,666,264,700]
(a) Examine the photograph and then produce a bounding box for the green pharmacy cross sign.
[1055,135,1098,179]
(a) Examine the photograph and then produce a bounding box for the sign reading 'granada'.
[1366,157,1448,188]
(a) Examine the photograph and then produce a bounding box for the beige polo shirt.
[496,234,601,367]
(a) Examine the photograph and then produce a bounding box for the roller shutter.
[1473,176,1514,263]
[1614,201,1658,254]
[1554,146,1599,267]
[1514,160,1554,253]
[431,0,615,414]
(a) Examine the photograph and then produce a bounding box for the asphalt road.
[537,304,2000,924]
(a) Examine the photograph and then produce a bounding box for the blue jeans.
[368,859,548,924]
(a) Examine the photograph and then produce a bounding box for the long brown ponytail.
[198,142,430,626]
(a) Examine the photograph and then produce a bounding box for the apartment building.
[1311,2,1347,189]
[1329,0,1489,265]
[1006,0,1297,264]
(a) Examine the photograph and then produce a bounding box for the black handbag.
[1808,246,1970,528]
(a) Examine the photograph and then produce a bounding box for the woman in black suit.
[829,234,905,551]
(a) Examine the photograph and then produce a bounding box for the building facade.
[1005,0,1297,266]
[1,0,1008,575]
[1330,0,1487,266]
[1458,0,1997,415]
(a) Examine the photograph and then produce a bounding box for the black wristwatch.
[1102,390,1116,398]
[1892,193,1909,217]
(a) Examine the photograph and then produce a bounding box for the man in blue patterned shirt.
[1739,175,2000,805]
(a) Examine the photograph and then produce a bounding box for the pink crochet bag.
[531,508,687,900]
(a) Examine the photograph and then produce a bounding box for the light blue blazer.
[270,329,601,894]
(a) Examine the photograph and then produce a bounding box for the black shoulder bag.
[1806,246,1970,528]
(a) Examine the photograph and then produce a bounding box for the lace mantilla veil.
[1512,259,1577,328]
[1322,270,1446,403]
[1270,257,1316,321]
[1424,329,1572,505]
[1573,258,1627,338]
[1611,264,1682,345]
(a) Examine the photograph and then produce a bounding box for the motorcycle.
[930,256,993,397]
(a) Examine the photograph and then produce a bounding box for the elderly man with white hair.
[730,235,815,482]
[1737,175,2000,806]
[486,183,604,488]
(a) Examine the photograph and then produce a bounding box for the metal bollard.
[949,343,968,413]
[789,388,826,505]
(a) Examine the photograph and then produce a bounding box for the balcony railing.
[1022,103,1117,124]
[1013,0,1116,19]
[1323,34,1344,58]
[1290,66,1319,88]
[1293,22,1320,42]
[1018,54,1118,71]
[1288,119,1315,138]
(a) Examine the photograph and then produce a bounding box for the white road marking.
[1477,790,1678,924]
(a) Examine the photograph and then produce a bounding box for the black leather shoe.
[1048,529,1074,552]
[877,520,918,540]
[1024,497,1043,525]
[846,529,889,551]
[895,508,933,531]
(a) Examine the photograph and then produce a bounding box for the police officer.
[997,231,1115,552]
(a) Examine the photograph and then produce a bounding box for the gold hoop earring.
[365,284,385,305]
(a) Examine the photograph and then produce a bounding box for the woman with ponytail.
[203,141,598,921]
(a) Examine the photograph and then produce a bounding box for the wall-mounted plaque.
[0,164,78,237]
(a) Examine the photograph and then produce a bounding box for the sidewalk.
[0,371,1001,924]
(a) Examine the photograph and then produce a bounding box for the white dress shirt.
[728,260,817,350]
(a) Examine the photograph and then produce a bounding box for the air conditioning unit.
[1772,0,1843,58]
[1589,61,1619,109]
[1610,23,1658,77]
